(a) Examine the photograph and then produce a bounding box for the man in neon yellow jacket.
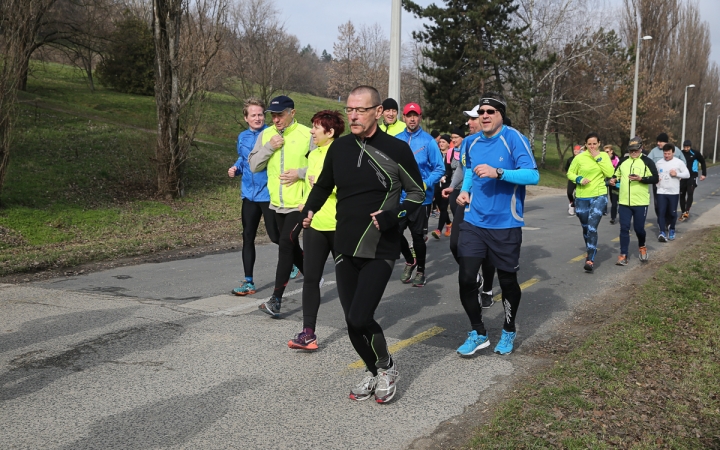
[249,95,313,317]
[378,98,406,136]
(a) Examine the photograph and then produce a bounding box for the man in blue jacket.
[395,102,445,287]
[227,98,279,296]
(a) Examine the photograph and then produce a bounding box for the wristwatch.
[496,168,504,180]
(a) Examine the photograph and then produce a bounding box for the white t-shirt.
[655,157,690,195]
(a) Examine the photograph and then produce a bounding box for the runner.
[647,133,685,217]
[679,139,707,221]
[378,98,406,136]
[302,85,424,404]
[228,98,279,296]
[566,132,615,272]
[609,136,659,265]
[455,92,539,357]
[431,134,453,239]
[396,103,445,287]
[248,95,312,317]
[655,143,689,241]
[604,145,621,224]
[288,110,345,350]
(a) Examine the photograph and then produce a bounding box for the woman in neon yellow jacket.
[288,110,345,351]
[567,132,615,273]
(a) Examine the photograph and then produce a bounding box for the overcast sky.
[280,0,720,69]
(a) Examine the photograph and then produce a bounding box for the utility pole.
[388,0,402,103]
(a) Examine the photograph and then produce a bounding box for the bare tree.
[327,21,361,100]
[0,0,59,202]
[152,0,227,198]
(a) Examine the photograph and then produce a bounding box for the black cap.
[439,134,451,144]
[451,127,465,138]
[656,132,669,143]
[430,129,440,138]
[628,136,643,151]
[683,140,691,147]
[266,95,294,113]
[381,98,399,111]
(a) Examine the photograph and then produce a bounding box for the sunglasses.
[478,108,497,115]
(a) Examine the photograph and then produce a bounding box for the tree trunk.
[555,127,563,170]
[540,75,557,169]
[528,96,536,156]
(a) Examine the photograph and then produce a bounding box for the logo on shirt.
[499,157,504,162]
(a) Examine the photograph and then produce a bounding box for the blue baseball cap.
[266,95,294,113]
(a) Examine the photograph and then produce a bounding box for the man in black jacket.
[679,140,707,221]
[303,85,424,404]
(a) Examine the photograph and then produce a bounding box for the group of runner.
[227,86,538,404]
[565,132,707,271]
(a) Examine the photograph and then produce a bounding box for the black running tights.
[679,177,697,213]
[273,211,304,298]
[241,199,279,279]
[450,205,495,292]
[335,255,394,375]
[458,257,521,334]
[302,227,335,331]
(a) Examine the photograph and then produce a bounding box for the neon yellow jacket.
[260,121,311,209]
[379,120,406,136]
[566,150,615,198]
[303,143,336,231]
[613,154,659,206]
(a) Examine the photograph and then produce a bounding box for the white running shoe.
[568,204,575,215]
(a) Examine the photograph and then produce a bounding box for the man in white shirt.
[655,144,689,242]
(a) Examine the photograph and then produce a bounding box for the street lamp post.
[630,34,652,138]
[681,84,696,144]
[388,0,402,103]
[714,115,720,164]
[700,102,712,156]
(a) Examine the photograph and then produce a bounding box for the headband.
[480,97,506,116]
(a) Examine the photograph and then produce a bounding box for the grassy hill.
[1,61,569,276]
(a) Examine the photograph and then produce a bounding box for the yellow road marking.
[347,326,445,369]
[494,277,539,302]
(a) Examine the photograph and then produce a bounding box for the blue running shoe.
[668,229,676,240]
[231,280,256,296]
[494,330,517,355]
[456,330,490,356]
[258,295,281,318]
[290,265,300,279]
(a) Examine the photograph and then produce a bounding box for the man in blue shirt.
[455,92,540,357]
[395,102,445,287]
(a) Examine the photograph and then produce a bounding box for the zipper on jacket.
[356,139,365,167]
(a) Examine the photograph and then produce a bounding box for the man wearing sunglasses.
[454,93,539,357]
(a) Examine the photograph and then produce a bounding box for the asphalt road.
[2,167,719,449]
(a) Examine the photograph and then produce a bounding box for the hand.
[609,178,617,187]
[441,187,453,198]
[581,178,590,185]
[302,211,313,228]
[473,164,498,179]
[370,210,383,230]
[269,135,284,150]
[628,174,641,181]
[228,166,237,178]
[297,203,304,211]
[440,176,446,184]
[308,175,316,187]
[279,169,299,186]
[457,191,470,205]
[669,169,677,177]
[700,175,706,181]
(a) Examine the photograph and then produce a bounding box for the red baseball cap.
[403,103,422,115]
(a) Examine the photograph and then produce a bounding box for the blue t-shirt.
[462,126,538,229]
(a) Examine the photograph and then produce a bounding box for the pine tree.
[404,0,530,128]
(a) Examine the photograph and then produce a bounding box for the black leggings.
[273,211,304,298]
[302,227,335,331]
[458,257,521,334]
[567,180,575,206]
[241,199,279,279]
[679,177,697,213]
[434,188,451,228]
[335,255,394,375]
[449,203,495,292]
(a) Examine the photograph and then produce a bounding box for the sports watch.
[496,167,504,180]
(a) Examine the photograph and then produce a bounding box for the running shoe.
[258,295,281,318]
[431,229,442,239]
[290,265,300,279]
[231,280,256,296]
[480,292,494,309]
[374,362,400,404]
[609,218,616,224]
[669,229,676,240]
[638,246,649,262]
[658,232,667,242]
[444,224,452,237]
[568,204,575,216]
[616,255,628,266]
[349,371,377,401]
[412,272,426,287]
[584,260,594,272]
[288,327,318,350]
[679,211,689,221]
[456,330,490,356]
[494,330,517,355]
[401,261,417,283]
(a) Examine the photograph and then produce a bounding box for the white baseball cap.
[463,105,480,118]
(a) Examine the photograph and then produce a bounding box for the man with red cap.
[395,103,445,287]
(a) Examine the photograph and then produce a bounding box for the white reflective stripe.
[509,184,523,222]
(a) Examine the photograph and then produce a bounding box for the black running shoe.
[480,292,494,308]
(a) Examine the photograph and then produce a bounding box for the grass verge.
[468,227,720,448]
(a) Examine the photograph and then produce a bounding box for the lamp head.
[642,35,652,40]
[688,84,696,88]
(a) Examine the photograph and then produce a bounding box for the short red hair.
[311,110,345,137]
